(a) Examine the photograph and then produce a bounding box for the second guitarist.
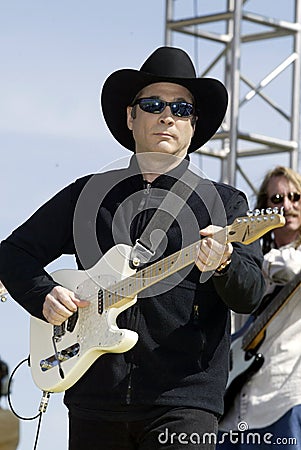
[218,166,301,449]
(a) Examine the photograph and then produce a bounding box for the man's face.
[266,175,301,234]
[127,82,196,158]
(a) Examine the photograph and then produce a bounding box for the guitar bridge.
[40,343,80,372]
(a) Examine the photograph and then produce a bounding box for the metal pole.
[290,0,301,170]
[228,0,242,186]
[165,0,173,46]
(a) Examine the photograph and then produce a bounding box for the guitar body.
[223,335,264,415]
[30,244,138,393]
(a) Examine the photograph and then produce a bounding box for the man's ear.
[191,116,198,135]
[127,106,134,130]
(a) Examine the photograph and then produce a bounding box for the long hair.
[256,166,301,254]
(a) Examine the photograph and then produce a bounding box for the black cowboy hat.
[101,46,228,153]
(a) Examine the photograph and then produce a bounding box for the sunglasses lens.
[270,192,301,204]
[138,99,164,113]
[171,102,194,117]
[289,192,301,202]
[270,194,283,204]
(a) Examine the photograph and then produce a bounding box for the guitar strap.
[130,167,201,268]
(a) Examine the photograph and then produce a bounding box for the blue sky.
[0,1,299,449]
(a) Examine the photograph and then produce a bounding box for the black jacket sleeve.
[0,182,77,319]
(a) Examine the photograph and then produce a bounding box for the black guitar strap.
[130,168,201,268]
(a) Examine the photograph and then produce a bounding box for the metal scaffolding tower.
[165,0,301,197]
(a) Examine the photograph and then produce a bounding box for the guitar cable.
[52,334,65,380]
[7,356,52,450]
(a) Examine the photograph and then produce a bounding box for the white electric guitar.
[30,210,285,393]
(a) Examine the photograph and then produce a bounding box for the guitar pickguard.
[30,244,138,392]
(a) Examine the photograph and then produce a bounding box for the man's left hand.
[196,225,233,272]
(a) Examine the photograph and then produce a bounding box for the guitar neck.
[242,272,301,350]
[128,224,231,294]
[104,224,235,308]
[104,212,285,309]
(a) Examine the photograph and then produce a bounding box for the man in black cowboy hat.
[0,47,264,449]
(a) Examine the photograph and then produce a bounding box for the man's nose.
[282,195,294,210]
[159,106,175,123]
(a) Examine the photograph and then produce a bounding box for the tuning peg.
[0,281,7,302]
[245,209,263,218]
[245,207,284,218]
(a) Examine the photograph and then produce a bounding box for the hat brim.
[101,69,228,153]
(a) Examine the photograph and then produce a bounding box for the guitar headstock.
[228,208,285,245]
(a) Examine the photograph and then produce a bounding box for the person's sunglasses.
[270,192,301,204]
[132,98,194,118]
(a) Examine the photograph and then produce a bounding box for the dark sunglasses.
[269,192,301,204]
[132,98,194,117]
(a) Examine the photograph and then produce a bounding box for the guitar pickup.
[40,343,80,372]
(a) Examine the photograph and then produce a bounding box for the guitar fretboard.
[101,213,284,309]
[104,240,201,308]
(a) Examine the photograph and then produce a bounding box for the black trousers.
[68,407,218,449]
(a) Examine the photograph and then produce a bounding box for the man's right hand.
[43,286,89,325]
